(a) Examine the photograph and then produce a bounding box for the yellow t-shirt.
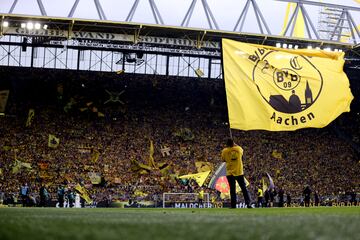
[198,190,204,200]
[257,188,263,197]
[221,145,244,176]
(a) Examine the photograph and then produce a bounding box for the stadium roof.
[1,14,356,51]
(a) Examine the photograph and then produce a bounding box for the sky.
[0,0,359,37]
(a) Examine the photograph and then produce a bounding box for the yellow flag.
[48,134,60,148]
[97,112,105,117]
[148,140,156,168]
[12,159,32,174]
[271,150,283,159]
[91,149,100,163]
[222,39,353,131]
[134,189,148,197]
[235,177,250,193]
[195,161,213,173]
[88,172,102,184]
[74,184,92,204]
[25,109,35,127]
[261,178,268,193]
[179,171,210,187]
[280,3,305,38]
[0,90,10,113]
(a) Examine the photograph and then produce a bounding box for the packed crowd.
[0,67,359,207]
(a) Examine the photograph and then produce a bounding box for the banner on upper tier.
[48,134,60,148]
[222,38,353,131]
[3,27,219,49]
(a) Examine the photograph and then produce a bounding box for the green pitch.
[0,207,359,240]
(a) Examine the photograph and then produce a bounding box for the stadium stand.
[0,66,359,207]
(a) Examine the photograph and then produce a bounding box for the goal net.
[162,192,210,208]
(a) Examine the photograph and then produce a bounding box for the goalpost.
[162,192,210,208]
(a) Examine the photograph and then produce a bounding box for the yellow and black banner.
[48,134,60,148]
[222,39,353,131]
[0,90,10,113]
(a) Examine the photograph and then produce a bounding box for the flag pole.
[220,38,234,141]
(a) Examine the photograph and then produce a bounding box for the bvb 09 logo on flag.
[252,51,323,114]
[222,39,353,131]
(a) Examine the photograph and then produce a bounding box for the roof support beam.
[233,0,271,34]
[126,0,140,22]
[329,10,346,42]
[347,10,360,43]
[37,0,47,16]
[94,0,107,20]
[233,0,250,32]
[68,0,80,18]
[8,0,18,14]
[346,11,357,44]
[181,0,197,27]
[276,0,360,12]
[149,0,164,25]
[299,3,320,39]
[282,2,319,39]
[181,0,219,29]
[201,0,219,30]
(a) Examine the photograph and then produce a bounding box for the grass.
[0,207,359,240]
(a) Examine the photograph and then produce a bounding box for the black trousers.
[257,197,264,208]
[227,175,251,208]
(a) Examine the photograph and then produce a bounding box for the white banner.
[3,27,220,49]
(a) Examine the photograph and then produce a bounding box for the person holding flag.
[221,138,252,208]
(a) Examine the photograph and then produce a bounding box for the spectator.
[0,68,359,206]
[39,184,49,207]
[286,193,291,207]
[314,191,320,206]
[278,187,284,207]
[303,185,312,207]
[257,185,264,208]
[20,183,29,207]
[57,185,65,208]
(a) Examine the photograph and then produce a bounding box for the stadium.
[0,0,359,239]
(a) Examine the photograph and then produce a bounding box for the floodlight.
[34,23,41,30]
[26,22,34,30]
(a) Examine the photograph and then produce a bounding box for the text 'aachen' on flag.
[222,38,353,131]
